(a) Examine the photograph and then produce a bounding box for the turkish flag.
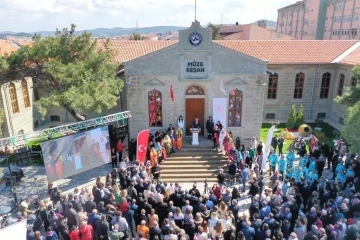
[170,84,174,101]
[137,129,150,163]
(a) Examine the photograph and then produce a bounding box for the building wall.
[0,77,34,137]
[124,22,267,141]
[264,63,354,124]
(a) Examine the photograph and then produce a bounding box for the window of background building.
[320,72,331,98]
[148,89,162,127]
[228,89,242,127]
[338,74,345,96]
[50,115,60,122]
[21,80,31,108]
[18,130,24,135]
[351,76,358,87]
[9,83,19,114]
[317,113,326,119]
[267,73,278,99]
[266,113,276,120]
[294,72,305,99]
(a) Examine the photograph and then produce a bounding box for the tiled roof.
[98,40,178,63]
[278,1,304,10]
[215,40,358,64]
[340,46,360,65]
[0,40,18,56]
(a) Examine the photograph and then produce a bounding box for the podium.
[190,128,201,145]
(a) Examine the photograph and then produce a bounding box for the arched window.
[267,73,278,99]
[148,89,162,127]
[351,76,358,87]
[338,74,345,96]
[185,85,205,95]
[294,72,305,99]
[21,80,31,108]
[50,115,60,122]
[9,83,19,114]
[228,89,242,127]
[18,130,24,135]
[320,72,331,98]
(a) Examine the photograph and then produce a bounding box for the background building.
[277,0,360,40]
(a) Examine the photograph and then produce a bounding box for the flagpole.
[195,0,197,21]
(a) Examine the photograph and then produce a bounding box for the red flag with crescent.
[170,84,174,102]
[137,129,150,163]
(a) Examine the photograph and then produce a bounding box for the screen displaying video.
[41,126,110,182]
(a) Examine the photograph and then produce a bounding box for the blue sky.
[0,0,295,32]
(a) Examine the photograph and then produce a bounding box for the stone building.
[105,23,360,140]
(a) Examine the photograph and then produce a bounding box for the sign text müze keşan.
[186,61,205,73]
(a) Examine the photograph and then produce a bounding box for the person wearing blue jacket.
[278,156,287,180]
[269,152,278,176]
[308,158,316,172]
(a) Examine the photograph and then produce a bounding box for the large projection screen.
[41,126,110,182]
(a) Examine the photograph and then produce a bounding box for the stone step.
[161,164,227,169]
[166,155,227,160]
[178,148,220,152]
[161,168,219,173]
[161,173,218,178]
[161,177,218,183]
[161,160,227,164]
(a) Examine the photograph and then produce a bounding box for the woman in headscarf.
[223,133,233,156]
[169,129,176,154]
[176,126,183,150]
[163,135,172,156]
[149,147,158,167]
[219,128,227,153]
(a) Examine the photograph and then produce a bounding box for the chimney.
[235,22,239,25]
[258,20,267,29]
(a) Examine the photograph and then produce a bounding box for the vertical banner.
[212,98,227,130]
[137,129,150,163]
[0,219,27,240]
[262,125,276,171]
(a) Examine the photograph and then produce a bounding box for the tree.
[335,65,360,153]
[129,33,144,40]
[286,105,297,129]
[0,24,123,121]
[296,104,305,128]
[207,23,222,40]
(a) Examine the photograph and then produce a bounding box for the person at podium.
[192,118,201,129]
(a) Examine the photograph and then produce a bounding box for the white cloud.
[0,0,295,32]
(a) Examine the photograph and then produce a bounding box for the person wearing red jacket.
[68,226,80,240]
[79,221,93,240]
[117,139,127,161]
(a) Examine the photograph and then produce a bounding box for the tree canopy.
[335,65,360,154]
[0,24,123,121]
[208,23,222,40]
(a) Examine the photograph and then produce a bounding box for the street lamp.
[6,145,18,206]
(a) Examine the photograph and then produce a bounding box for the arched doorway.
[185,85,205,136]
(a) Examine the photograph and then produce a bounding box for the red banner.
[137,129,150,163]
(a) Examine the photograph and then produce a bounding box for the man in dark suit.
[149,220,162,240]
[156,197,169,227]
[192,118,201,129]
[96,215,109,240]
[84,195,97,214]
[206,116,214,139]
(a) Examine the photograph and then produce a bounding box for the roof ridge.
[331,41,360,63]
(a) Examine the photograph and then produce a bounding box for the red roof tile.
[215,40,358,64]
[98,40,178,63]
[218,25,243,34]
[340,46,360,65]
[0,40,18,56]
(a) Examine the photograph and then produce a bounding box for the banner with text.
[137,129,150,163]
[212,98,227,130]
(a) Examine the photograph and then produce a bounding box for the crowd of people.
[21,118,360,240]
